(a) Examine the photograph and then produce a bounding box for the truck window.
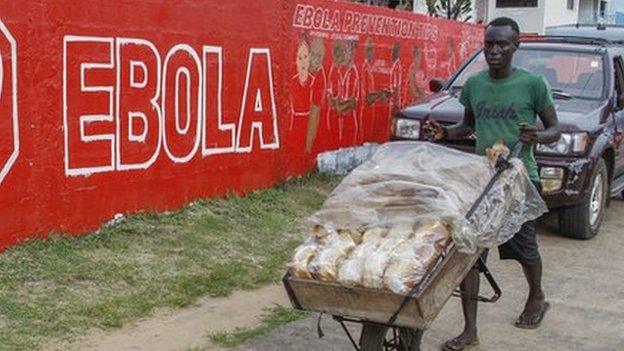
[451,49,605,99]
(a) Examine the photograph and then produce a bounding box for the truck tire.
[360,324,423,351]
[559,158,608,239]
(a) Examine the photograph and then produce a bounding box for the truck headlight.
[536,132,589,155]
[393,119,420,139]
[540,166,564,193]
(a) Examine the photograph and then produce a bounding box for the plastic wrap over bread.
[306,141,547,254]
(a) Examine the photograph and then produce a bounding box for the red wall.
[0,0,482,249]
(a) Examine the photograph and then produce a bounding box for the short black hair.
[487,17,520,36]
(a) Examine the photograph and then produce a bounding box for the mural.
[290,0,483,147]
[0,0,482,250]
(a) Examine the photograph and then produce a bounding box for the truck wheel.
[360,324,386,351]
[559,158,608,239]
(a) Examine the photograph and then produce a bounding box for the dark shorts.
[481,219,540,266]
[480,181,542,267]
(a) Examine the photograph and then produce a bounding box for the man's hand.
[423,119,447,141]
[519,123,539,144]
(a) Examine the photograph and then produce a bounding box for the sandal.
[441,337,480,351]
[515,301,550,330]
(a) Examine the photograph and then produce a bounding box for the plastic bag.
[289,237,320,279]
[383,242,435,294]
[382,219,449,294]
[361,223,412,289]
[337,227,387,286]
[306,141,547,254]
[307,230,356,281]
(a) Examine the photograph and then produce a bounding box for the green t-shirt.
[459,68,554,182]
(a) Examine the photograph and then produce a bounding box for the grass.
[209,305,309,348]
[0,173,340,351]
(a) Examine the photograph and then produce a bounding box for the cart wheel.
[399,328,424,351]
[360,324,423,351]
[360,324,387,351]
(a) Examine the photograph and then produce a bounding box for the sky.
[613,0,624,12]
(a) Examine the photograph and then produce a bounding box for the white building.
[413,0,614,34]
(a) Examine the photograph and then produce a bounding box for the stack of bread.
[289,219,450,294]
[288,141,548,295]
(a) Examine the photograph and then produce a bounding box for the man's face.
[345,41,355,65]
[333,40,346,66]
[309,37,325,72]
[483,25,518,71]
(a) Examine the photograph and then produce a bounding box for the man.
[361,38,395,142]
[290,35,313,130]
[389,42,403,114]
[361,38,379,142]
[327,39,359,147]
[307,36,327,152]
[424,17,561,351]
[406,45,426,102]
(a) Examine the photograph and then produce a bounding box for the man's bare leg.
[516,259,549,328]
[442,268,480,350]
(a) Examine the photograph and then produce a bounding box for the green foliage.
[209,305,309,348]
[428,0,473,21]
[0,173,339,350]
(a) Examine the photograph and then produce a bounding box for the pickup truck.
[392,36,624,239]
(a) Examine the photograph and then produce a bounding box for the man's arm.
[424,76,475,140]
[424,107,475,141]
[445,107,475,140]
[519,105,561,145]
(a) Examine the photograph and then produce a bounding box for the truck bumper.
[537,156,592,209]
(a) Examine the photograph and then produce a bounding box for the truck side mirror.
[429,78,445,93]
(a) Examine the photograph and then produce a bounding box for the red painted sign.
[0,0,482,250]
[287,1,483,151]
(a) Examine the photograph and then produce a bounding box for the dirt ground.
[53,201,624,351]
[235,201,624,351]
[50,284,290,351]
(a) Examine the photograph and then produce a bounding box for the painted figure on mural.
[424,43,438,74]
[406,45,427,104]
[459,28,482,62]
[290,33,326,153]
[389,42,403,114]
[306,36,327,152]
[327,39,359,147]
[439,38,458,78]
[459,39,470,62]
[290,34,313,130]
[360,38,390,142]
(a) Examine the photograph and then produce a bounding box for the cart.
[282,143,524,350]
